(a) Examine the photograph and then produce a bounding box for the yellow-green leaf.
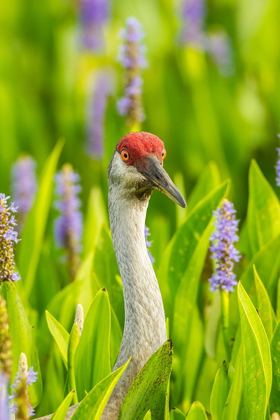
[45,310,69,368]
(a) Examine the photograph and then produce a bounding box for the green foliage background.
[1,0,280,418]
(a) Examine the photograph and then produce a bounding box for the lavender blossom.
[180,0,206,49]
[0,372,9,420]
[209,200,240,292]
[145,226,154,264]
[0,194,21,285]
[10,353,37,418]
[117,17,147,129]
[11,156,37,231]
[79,0,110,51]
[85,72,113,159]
[54,164,83,279]
[276,135,280,186]
[207,31,234,77]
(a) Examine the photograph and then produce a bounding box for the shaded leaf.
[210,361,229,420]
[71,359,130,420]
[253,266,276,341]
[247,160,280,256]
[222,348,243,420]
[119,340,173,420]
[74,289,111,401]
[45,310,69,368]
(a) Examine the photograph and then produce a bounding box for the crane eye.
[162,149,167,160]
[121,149,130,162]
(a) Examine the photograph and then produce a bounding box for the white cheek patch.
[111,153,145,188]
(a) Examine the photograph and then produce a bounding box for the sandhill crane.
[37,131,186,420]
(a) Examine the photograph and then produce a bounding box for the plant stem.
[220,289,231,361]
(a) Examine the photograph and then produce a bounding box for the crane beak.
[139,156,187,208]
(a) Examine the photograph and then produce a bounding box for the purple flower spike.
[181,0,206,48]
[79,0,110,51]
[11,156,37,232]
[0,373,9,420]
[117,17,147,128]
[9,353,37,418]
[207,31,234,77]
[54,164,83,279]
[276,135,280,187]
[86,71,113,159]
[144,226,154,264]
[209,200,240,293]
[0,194,21,285]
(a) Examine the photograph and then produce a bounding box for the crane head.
[108,132,186,208]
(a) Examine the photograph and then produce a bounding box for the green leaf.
[74,289,111,401]
[45,310,69,368]
[68,323,80,404]
[210,361,230,420]
[83,187,108,256]
[50,390,75,420]
[247,160,280,256]
[270,321,280,412]
[222,348,243,420]
[158,180,229,309]
[93,226,124,328]
[253,266,277,342]
[188,161,221,212]
[144,411,152,420]
[119,340,173,420]
[110,306,122,368]
[0,282,42,407]
[170,407,186,420]
[238,282,272,419]
[18,140,64,297]
[71,359,130,420]
[240,234,280,301]
[174,172,187,226]
[186,402,207,420]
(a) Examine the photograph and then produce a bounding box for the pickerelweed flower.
[145,226,154,264]
[85,72,113,159]
[0,372,9,420]
[117,17,147,129]
[180,0,206,49]
[11,156,37,232]
[0,296,12,380]
[54,164,83,280]
[79,0,110,51]
[207,31,234,77]
[0,194,21,285]
[276,135,280,186]
[209,200,240,292]
[10,353,37,419]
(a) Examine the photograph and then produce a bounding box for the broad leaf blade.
[119,340,173,420]
[238,283,272,419]
[18,140,63,297]
[210,361,229,420]
[71,359,130,420]
[45,310,69,368]
[253,266,276,342]
[74,289,111,401]
[247,160,280,256]
[186,402,207,420]
[270,321,280,413]
[188,161,221,212]
[222,348,243,420]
